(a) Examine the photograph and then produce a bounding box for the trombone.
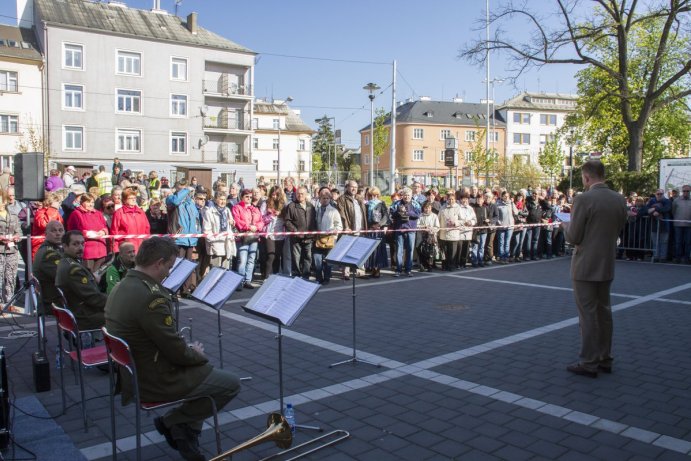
[210,413,349,461]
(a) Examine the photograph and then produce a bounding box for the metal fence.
[617,215,656,260]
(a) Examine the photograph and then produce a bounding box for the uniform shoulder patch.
[142,280,161,293]
[69,265,83,276]
[164,315,173,327]
[81,276,88,284]
[148,297,168,310]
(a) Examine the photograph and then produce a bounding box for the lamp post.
[276,96,293,186]
[363,82,380,187]
[315,115,336,184]
[568,129,574,190]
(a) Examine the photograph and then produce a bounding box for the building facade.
[252,100,313,187]
[0,24,43,172]
[498,92,577,167]
[26,0,256,190]
[360,98,506,188]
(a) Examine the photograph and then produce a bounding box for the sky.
[0,0,582,147]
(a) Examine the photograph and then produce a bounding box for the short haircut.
[135,237,178,267]
[79,193,96,204]
[119,242,135,252]
[214,191,227,200]
[99,165,106,172]
[581,160,605,180]
[368,186,381,197]
[122,188,138,200]
[176,178,188,187]
[62,230,83,246]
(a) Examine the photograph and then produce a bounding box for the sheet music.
[202,271,244,308]
[244,275,320,326]
[326,235,354,262]
[193,267,225,300]
[171,257,183,272]
[343,238,379,264]
[162,259,197,292]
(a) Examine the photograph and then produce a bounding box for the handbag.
[315,234,336,249]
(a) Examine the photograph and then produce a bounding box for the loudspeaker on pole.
[13,152,45,201]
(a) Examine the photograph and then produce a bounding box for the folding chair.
[101,326,222,461]
[52,304,108,432]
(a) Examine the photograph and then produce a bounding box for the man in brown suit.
[335,180,367,279]
[565,160,627,378]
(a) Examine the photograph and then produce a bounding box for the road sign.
[444,149,458,167]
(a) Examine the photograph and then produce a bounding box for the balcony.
[216,143,250,164]
[203,76,252,99]
[203,111,251,134]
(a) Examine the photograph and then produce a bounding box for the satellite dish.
[198,135,209,148]
[200,105,209,116]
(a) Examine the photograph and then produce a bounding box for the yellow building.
[359,98,506,188]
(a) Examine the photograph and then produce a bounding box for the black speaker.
[32,351,50,393]
[0,347,9,449]
[14,152,45,201]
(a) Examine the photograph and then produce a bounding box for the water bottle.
[284,403,296,434]
[55,346,62,369]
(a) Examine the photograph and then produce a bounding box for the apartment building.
[498,92,577,166]
[25,0,256,189]
[252,100,313,186]
[360,98,506,188]
[0,24,43,171]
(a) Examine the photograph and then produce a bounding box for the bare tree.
[459,0,691,172]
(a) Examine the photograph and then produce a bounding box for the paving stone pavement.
[1,256,690,460]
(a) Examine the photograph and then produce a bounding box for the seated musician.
[32,220,65,315]
[105,236,240,461]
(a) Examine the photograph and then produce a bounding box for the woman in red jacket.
[110,188,150,254]
[67,193,109,272]
[232,189,264,289]
[31,192,63,260]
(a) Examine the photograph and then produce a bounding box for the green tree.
[460,0,691,172]
[538,137,565,186]
[496,156,544,192]
[312,116,335,174]
[466,128,498,186]
[372,107,389,160]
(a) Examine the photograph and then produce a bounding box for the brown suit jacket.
[566,183,627,282]
[335,194,368,232]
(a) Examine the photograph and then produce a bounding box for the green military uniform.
[104,256,128,294]
[55,256,107,330]
[105,269,239,433]
[32,242,62,315]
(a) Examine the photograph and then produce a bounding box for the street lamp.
[276,96,293,186]
[568,129,574,190]
[363,82,380,187]
[315,115,336,184]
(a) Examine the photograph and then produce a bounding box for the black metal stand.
[277,323,321,432]
[329,274,380,368]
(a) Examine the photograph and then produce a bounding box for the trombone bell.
[210,412,292,461]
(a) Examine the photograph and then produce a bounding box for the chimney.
[151,0,167,14]
[186,12,198,34]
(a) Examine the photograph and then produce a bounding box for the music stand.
[191,267,243,370]
[162,257,197,329]
[243,275,322,431]
[326,236,382,368]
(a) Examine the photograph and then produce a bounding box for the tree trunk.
[626,122,645,172]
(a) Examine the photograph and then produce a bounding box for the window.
[117,51,141,75]
[0,71,18,92]
[171,132,186,154]
[272,160,278,171]
[465,130,476,142]
[299,160,305,172]
[413,149,424,161]
[539,134,556,145]
[272,118,280,130]
[513,112,530,124]
[64,44,83,69]
[64,126,83,150]
[364,134,369,146]
[117,129,141,152]
[171,57,187,80]
[170,94,187,116]
[464,151,473,162]
[272,138,279,150]
[488,131,499,142]
[63,84,84,110]
[364,155,370,165]
[252,118,258,129]
[0,115,18,133]
[299,139,306,150]
[440,129,451,140]
[253,137,258,149]
[540,114,557,126]
[439,151,445,162]
[413,128,424,139]
[116,89,141,113]
[513,133,531,144]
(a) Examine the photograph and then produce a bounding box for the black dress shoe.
[154,417,178,450]
[567,363,597,378]
[598,364,612,374]
[243,282,255,289]
[170,424,204,461]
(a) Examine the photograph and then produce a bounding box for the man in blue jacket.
[166,179,201,294]
[390,187,420,276]
[646,189,672,262]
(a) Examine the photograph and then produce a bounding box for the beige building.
[360,98,506,189]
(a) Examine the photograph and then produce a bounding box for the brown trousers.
[572,280,613,371]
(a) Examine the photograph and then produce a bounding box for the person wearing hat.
[62,166,76,188]
[61,183,87,223]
